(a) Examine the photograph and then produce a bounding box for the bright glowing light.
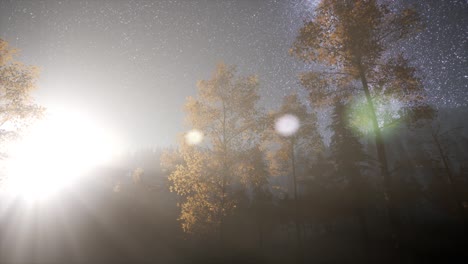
[275,114,300,137]
[348,95,403,136]
[185,129,203,145]
[3,107,123,202]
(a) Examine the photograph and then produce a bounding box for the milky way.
[403,0,468,107]
[0,0,466,147]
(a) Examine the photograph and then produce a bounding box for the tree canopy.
[0,39,43,156]
[164,63,265,237]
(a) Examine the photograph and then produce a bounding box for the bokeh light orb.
[275,114,300,137]
[185,129,203,145]
[348,95,403,137]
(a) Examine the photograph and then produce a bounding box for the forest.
[0,0,467,263]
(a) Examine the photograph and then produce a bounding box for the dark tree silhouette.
[290,0,431,247]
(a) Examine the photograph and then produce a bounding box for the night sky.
[0,0,466,149]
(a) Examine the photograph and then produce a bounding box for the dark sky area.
[0,0,466,149]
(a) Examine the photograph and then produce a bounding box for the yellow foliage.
[163,63,266,235]
[290,0,429,123]
[0,39,44,152]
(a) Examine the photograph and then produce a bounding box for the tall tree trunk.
[219,101,227,243]
[356,207,370,259]
[291,137,303,261]
[432,132,467,226]
[350,174,370,259]
[357,62,402,248]
[257,217,264,249]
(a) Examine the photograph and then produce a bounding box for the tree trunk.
[432,132,467,226]
[350,173,370,259]
[356,207,370,259]
[219,101,228,244]
[257,218,264,249]
[291,137,303,261]
[357,62,402,248]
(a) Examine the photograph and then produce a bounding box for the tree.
[428,120,467,226]
[264,94,323,253]
[408,106,468,230]
[237,145,272,249]
[0,39,43,157]
[329,101,371,253]
[290,0,431,246]
[301,154,339,233]
[163,63,265,241]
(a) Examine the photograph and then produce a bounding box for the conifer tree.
[329,101,370,253]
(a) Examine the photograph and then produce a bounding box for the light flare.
[275,114,300,137]
[185,129,203,145]
[348,95,403,136]
[3,107,123,202]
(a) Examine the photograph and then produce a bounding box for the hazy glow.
[3,108,122,202]
[348,96,403,136]
[275,114,300,137]
[185,129,203,145]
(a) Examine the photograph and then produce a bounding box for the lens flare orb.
[185,129,203,145]
[275,114,300,137]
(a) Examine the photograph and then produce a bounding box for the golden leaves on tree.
[162,63,266,235]
[290,0,430,125]
[0,39,44,153]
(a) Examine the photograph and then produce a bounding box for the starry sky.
[0,0,466,149]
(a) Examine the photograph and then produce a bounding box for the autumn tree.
[163,63,265,241]
[264,94,323,251]
[0,39,43,158]
[290,0,431,245]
